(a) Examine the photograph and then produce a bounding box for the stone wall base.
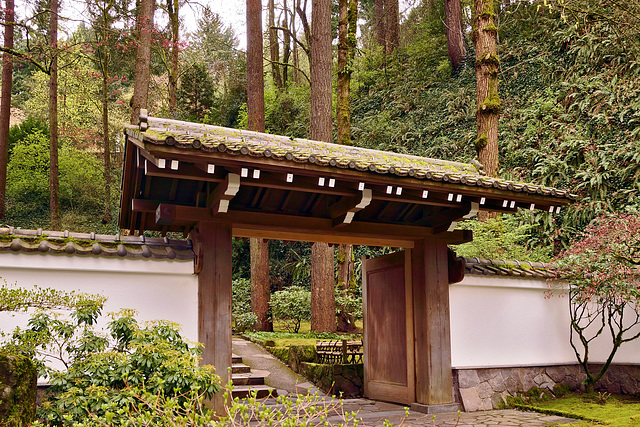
[455,364,640,412]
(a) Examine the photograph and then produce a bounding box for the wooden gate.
[362,251,415,405]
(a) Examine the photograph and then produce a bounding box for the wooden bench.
[316,339,363,364]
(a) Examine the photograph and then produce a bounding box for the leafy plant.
[232,278,257,332]
[268,286,311,334]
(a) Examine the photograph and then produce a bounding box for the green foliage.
[268,286,311,334]
[335,289,362,321]
[7,116,49,158]
[232,278,257,332]
[4,130,109,231]
[451,215,553,262]
[177,63,217,122]
[0,279,106,315]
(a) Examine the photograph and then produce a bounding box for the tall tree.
[309,0,335,333]
[445,0,465,72]
[49,0,60,228]
[165,0,179,116]
[0,0,14,219]
[310,241,335,332]
[130,0,155,124]
[374,0,398,54]
[247,0,271,331]
[310,0,331,143]
[473,0,499,178]
[337,0,357,146]
[384,0,399,54]
[268,0,283,89]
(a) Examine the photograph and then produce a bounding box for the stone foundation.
[455,364,640,412]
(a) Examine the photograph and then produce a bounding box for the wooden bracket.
[330,189,373,227]
[207,173,241,214]
[446,201,480,232]
[430,202,479,234]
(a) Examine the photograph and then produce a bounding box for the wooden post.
[411,239,454,406]
[195,221,232,415]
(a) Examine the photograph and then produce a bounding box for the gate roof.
[119,114,575,247]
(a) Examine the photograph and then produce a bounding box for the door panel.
[362,250,415,404]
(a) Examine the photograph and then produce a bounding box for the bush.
[269,286,311,333]
[232,278,257,332]
[1,283,221,426]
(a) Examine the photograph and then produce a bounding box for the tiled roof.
[0,227,194,261]
[123,115,577,202]
[464,257,555,278]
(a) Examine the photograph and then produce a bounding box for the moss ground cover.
[521,393,640,426]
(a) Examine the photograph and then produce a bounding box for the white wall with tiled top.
[450,274,640,368]
[0,252,199,345]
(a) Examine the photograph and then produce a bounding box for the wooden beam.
[192,222,232,415]
[144,158,224,183]
[411,240,453,405]
[329,189,373,226]
[140,144,573,206]
[206,173,241,214]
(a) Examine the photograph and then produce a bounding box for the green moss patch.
[519,393,640,426]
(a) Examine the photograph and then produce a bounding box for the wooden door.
[362,250,415,405]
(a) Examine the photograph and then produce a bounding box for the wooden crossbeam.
[206,173,241,214]
[329,189,373,227]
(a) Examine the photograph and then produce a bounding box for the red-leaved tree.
[551,213,640,392]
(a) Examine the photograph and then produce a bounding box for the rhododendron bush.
[552,213,640,392]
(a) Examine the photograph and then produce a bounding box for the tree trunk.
[375,0,385,48]
[246,0,271,332]
[337,0,357,146]
[384,0,399,54]
[336,243,356,332]
[311,242,336,332]
[269,0,283,89]
[282,0,291,87]
[130,0,155,124]
[102,66,111,224]
[473,0,499,178]
[250,238,272,331]
[167,0,179,116]
[247,0,265,132]
[49,0,60,229]
[0,0,14,219]
[445,0,465,72]
[309,0,335,333]
[310,0,332,144]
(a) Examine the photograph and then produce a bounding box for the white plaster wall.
[0,252,198,344]
[450,275,640,368]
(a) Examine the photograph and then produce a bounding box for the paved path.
[232,337,580,426]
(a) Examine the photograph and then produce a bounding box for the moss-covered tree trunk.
[337,0,357,146]
[0,352,37,426]
[473,0,500,178]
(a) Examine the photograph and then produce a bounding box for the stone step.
[232,354,243,364]
[232,373,266,386]
[232,363,251,374]
[232,385,278,399]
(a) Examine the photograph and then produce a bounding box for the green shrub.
[268,286,311,333]
[232,278,257,332]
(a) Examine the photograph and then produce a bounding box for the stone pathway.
[232,337,580,426]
